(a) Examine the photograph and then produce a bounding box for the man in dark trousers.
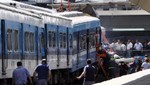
[119,61,129,76]
[12,61,32,85]
[33,59,51,85]
[77,59,96,85]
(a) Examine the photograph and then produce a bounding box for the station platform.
[93,69,150,85]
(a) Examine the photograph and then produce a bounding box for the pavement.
[93,69,150,85]
[123,74,150,85]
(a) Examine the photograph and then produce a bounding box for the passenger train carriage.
[0,1,43,79]
[0,1,101,84]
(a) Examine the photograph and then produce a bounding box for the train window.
[63,33,66,48]
[83,35,86,49]
[7,29,12,51]
[89,33,92,48]
[52,32,56,47]
[24,32,29,52]
[48,31,52,47]
[93,33,96,47]
[79,35,81,50]
[40,33,44,52]
[79,35,84,50]
[69,34,72,48]
[89,33,96,48]
[39,33,42,53]
[30,33,34,52]
[14,30,18,51]
[60,33,63,48]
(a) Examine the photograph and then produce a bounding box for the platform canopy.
[129,0,150,13]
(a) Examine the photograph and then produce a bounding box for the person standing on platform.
[114,40,122,56]
[77,59,96,85]
[12,61,32,85]
[110,40,116,51]
[33,59,51,85]
[141,58,150,70]
[127,40,133,57]
[121,41,127,57]
[134,40,143,56]
[119,61,129,76]
[136,58,142,72]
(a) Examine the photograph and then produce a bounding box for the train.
[0,1,101,84]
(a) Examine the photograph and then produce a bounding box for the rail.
[112,50,150,58]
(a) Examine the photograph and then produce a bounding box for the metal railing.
[114,50,150,58]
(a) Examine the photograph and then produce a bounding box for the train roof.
[14,7,100,28]
[4,1,100,28]
[55,11,100,27]
[0,1,72,27]
[70,16,100,25]
[1,0,55,13]
[0,1,44,27]
[0,1,100,28]
[56,11,84,17]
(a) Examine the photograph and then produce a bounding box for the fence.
[114,50,150,58]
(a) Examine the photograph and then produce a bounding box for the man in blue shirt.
[77,59,96,85]
[12,61,32,85]
[33,59,51,85]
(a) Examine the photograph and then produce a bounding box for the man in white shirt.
[114,40,122,56]
[110,40,116,51]
[121,42,126,57]
[134,40,143,56]
[127,40,133,57]
[141,59,150,70]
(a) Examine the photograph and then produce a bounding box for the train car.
[0,1,101,84]
[0,1,44,83]
[58,12,101,72]
[45,11,100,84]
[42,11,100,84]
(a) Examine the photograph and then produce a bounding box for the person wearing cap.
[33,59,51,85]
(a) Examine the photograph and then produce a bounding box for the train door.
[2,20,22,78]
[37,27,44,65]
[71,30,79,72]
[88,28,97,63]
[45,24,58,69]
[58,26,67,69]
[0,20,2,78]
[67,28,73,68]
[78,29,88,67]
[22,24,37,74]
[71,27,88,71]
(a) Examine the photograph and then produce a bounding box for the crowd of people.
[12,39,150,85]
[94,44,150,84]
[12,56,150,85]
[109,39,150,57]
